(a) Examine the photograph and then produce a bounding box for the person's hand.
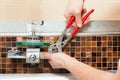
[115,60,120,80]
[64,0,86,27]
[42,52,75,69]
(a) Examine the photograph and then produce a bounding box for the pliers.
[48,9,94,53]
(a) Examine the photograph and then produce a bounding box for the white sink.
[0,73,76,80]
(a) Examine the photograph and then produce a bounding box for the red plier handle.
[66,9,94,36]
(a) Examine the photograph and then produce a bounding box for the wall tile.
[0,35,119,73]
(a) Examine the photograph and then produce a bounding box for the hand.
[42,52,75,69]
[64,0,86,27]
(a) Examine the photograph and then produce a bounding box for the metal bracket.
[26,48,40,64]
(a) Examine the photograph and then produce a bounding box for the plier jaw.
[48,9,94,53]
[48,41,63,53]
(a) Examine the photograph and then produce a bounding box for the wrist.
[63,57,78,70]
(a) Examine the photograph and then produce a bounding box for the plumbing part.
[7,21,50,64]
[8,49,23,56]
[26,48,40,64]
[16,40,50,47]
[48,9,94,53]
[16,21,50,47]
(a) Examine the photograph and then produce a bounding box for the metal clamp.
[26,48,40,64]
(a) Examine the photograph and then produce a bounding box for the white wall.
[0,0,120,20]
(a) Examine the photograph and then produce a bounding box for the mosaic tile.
[0,35,120,73]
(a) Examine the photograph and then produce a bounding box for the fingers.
[73,8,82,28]
[64,11,73,22]
[41,52,51,59]
[49,60,59,69]
[73,8,87,27]
[81,8,87,16]
[64,8,87,28]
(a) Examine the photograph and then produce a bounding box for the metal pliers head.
[48,9,94,53]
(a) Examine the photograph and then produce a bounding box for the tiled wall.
[0,35,120,73]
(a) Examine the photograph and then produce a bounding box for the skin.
[42,52,119,80]
[64,0,85,27]
[42,0,120,80]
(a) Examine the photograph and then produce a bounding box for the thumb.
[41,52,51,59]
[75,15,82,28]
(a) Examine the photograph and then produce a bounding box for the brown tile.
[92,36,96,41]
[0,64,2,68]
[113,58,118,62]
[12,37,17,41]
[81,58,86,62]
[65,47,69,52]
[92,42,97,46]
[102,36,107,41]
[108,41,112,46]
[96,57,101,62]
[86,47,91,52]
[2,58,6,63]
[102,67,107,70]
[86,52,91,58]
[76,47,81,52]
[80,42,86,46]
[97,36,101,41]
[118,36,120,41]
[97,47,101,52]
[6,64,12,69]
[76,37,80,41]
[1,42,6,47]
[92,47,96,52]
[86,36,91,41]
[6,59,12,63]
[97,52,101,56]
[113,36,118,41]
[92,63,97,67]
[108,36,112,41]
[102,41,107,46]
[81,52,86,57]
[17,69,23,73]
[107,52,112,57]
[108,58,112,62]
[97,63,101,67]
[2,64,6,69]
[113,52,117,56]
[86,42,92,46]
[6,37,12,42]
[81,36,85,41]
[107,47,113,52]
[118,52,120,56]
[17,63,23,69]
[0,35,119,73]
[75,53,80,59]
[70,42,75,46]
[6,69,13,73]
[75,42,80,46]
[1,37,6,41]
[102,52,107,56]
[43,68,51,73]
[81,47,85,51]
[86,58,91,62]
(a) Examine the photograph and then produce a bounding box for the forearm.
[64,58,115,80]
[115,68,120,80]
